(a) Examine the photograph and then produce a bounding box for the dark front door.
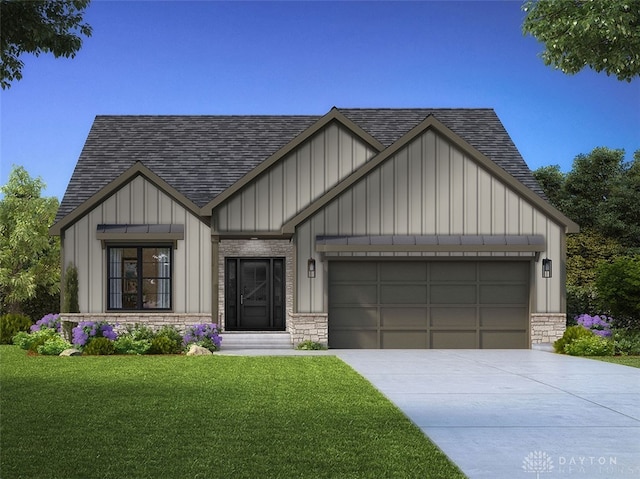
[225,258,285,331]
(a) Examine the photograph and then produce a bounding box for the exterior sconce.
[542,258,552,278]
[307,258,316,278]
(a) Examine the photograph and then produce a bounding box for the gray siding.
[61,176,211,314]
[215,123,377,232]
[296,130,565,314]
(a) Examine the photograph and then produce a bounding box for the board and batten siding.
[214,123,377,233]
[61,176,211,313]
[296,130,566,315]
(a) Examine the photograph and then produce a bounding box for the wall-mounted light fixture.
[307,258,316,278]
[542,258,552,278]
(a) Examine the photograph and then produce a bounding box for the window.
[107,246,172,310]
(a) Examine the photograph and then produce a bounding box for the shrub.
[62,264,79,313]
[613,330,640,356]
[72,321,117,348]
[575,314,613,337]
[596,255,640,321]
[113,336,151,355]
[125,324,156,341]
[554,325,594,353]
[20,285,60,323]
[37,336,73,356]
[83,337,115,355]
[31,313,61,333]
[149,335,181,355]
[295,340,327,350]
[0,313,32,344]
[183,323,222,352]
[13,328,60,353]
[564,335,613,356]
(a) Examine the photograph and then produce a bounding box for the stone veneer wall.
[59,313,213,339]
[217,239,294,331]
[288,313,328,346]
[530,313,566,344]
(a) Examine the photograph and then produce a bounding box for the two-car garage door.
[328,260,530,349]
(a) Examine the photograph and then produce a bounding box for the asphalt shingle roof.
[56,108,544,221]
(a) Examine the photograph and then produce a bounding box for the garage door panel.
[480,285,528,304]
[431,285,476,304]
[381,308,427,327]
[480,308,528,328]
[331,307,378,327]
[380,285,428,304]
[382,331,428,349]
[480,262,529,281]
[330,262,377,281]
[481,331,528,349]
[431,307,476,328]
[431,262,476,281]
[431,331,477,348]
[330,330,378,349]
[380,262,427,281]
[331,285,377,305]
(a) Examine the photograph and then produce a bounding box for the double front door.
[225,258,285,331]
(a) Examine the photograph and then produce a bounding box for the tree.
[0,0,92,89]
[532,164,568,209]
[0,166,60,315]
[522,0,640,82]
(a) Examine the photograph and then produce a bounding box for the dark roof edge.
[50,162,206,236]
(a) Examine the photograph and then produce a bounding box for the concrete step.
[220,332,293,350]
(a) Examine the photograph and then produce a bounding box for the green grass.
[591,355,640,368]
[0,346,465,479]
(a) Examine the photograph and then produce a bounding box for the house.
[51,107,579,349]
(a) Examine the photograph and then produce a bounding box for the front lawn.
[591,355,640,368]
[0,346,465,479]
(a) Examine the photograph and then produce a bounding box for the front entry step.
[220,332,292,350]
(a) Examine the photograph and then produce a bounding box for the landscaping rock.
[59,348,82,357]
[186,345,213,356]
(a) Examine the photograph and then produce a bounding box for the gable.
[284,115,578,235]
[213,121,378,234]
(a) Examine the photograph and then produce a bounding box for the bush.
[37,336,72,356]
[554,325,594,353]
[20,285,60,323]
[113,336,151,355]
[31,313,61,333]
[596,255,640,320]
[72,321,117,348]
[613,330,640,356]
[62,264,79,313]
[575,314,613,337]
[183,323,222,352]
[295,340,327,350]
[83,337,115,355]
[0,313,32,344]
[13,328,60,353]
[564,335,613,356]
[149,335,181,355]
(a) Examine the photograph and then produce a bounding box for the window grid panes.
[107,246,172,310]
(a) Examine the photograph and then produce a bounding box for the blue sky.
[1,0,639,200]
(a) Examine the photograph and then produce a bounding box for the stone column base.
[530,313,566,345]
[288,312,328,346]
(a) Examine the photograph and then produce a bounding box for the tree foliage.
[522,0,640,82]
[596,256,640,326]
[0,166,60,314]
[0,0,92,89]
[534,147,640,320]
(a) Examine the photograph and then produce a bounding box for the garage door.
[328,260,530,349]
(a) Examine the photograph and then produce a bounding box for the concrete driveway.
[335,349,640,479]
